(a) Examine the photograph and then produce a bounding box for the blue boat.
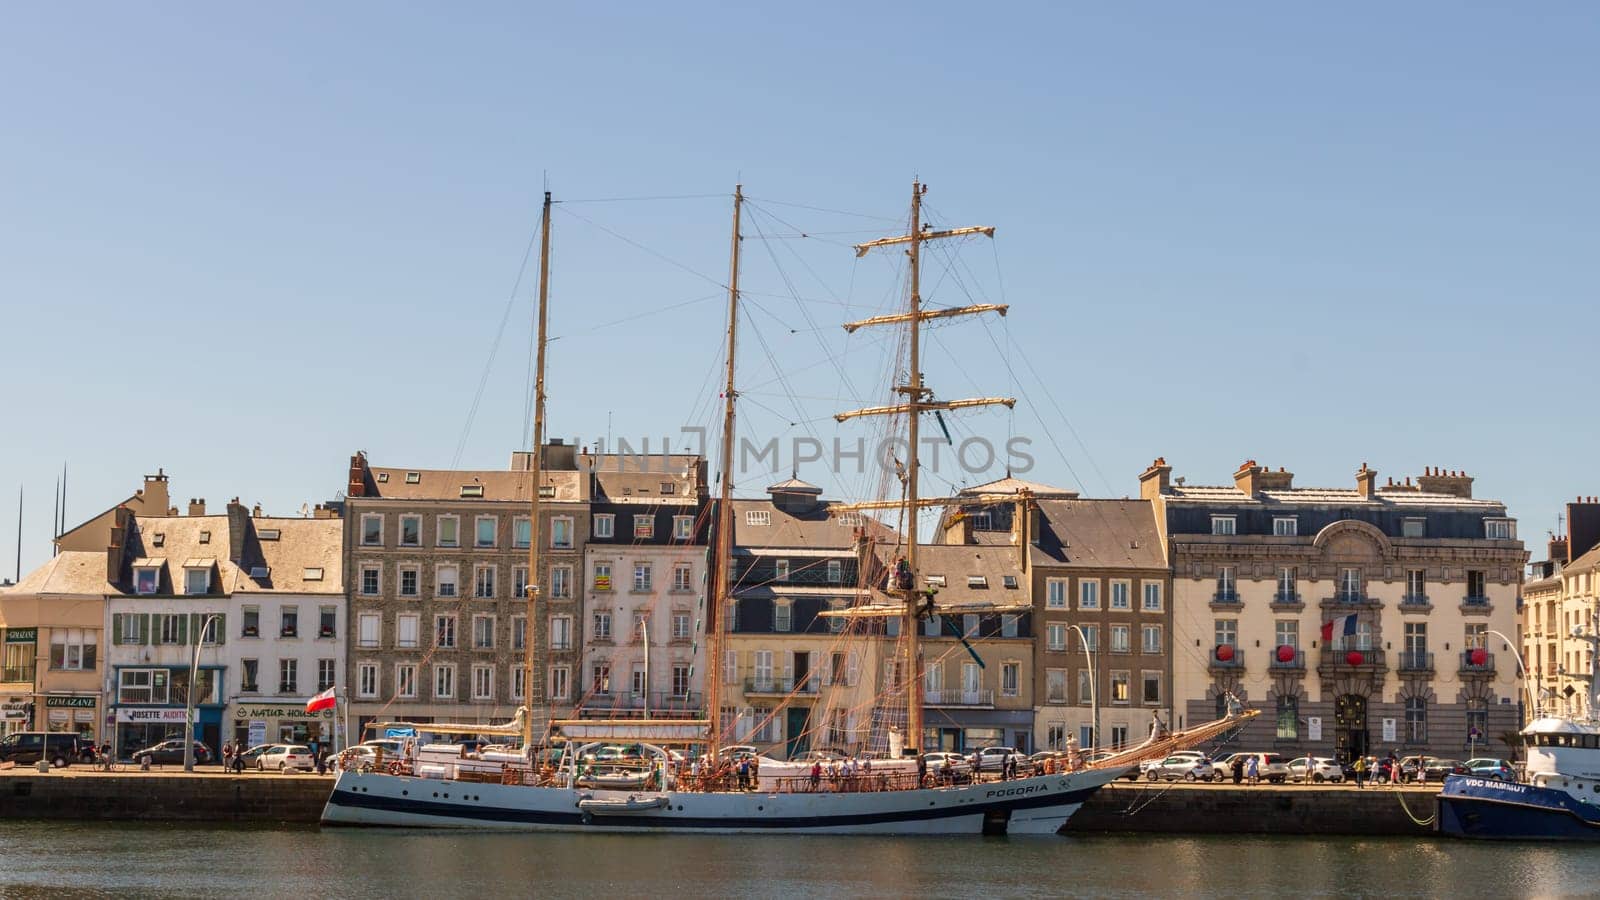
[1437,716,1600,840]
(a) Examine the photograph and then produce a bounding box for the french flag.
[1321,613,1359,643]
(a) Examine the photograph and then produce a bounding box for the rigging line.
[453,213,544,469]
[551,291,724,338]
[1009,329,1117,497]
[556,193,726,204]
[553,205,728,291]
[740,196,900,222]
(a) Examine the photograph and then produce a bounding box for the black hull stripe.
[325,785,1097,830]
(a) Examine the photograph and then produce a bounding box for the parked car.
[723,745,760,760]
[1141,751,1208,781]
[1286,756,1345,784]
[1421,758,1471,781]
[234,743,273,769]
[975,746,1026,773]
[1146,754,1214,782]
[257,744,315,772]
[1215,752,1290,783]
[131,739,213,766]
[922,751,973,780]
[0,731,91,768]
[1464,758,1516,781]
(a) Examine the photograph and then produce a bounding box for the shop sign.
[48,709,69,724]
[0,708,27,721]
[116,707,189,724]
[45,696,97,708]
[233,705,333,720]
[4,628,37,644]
[248,720,267,747]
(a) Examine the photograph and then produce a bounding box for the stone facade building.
[1146,459,1526,762]
[1522,498,1600,718]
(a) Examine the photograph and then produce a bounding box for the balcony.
[743,676,821,697]
[1210,590,1241,611]
[1318,646,1386,672]
[924,688,995,708]
[1208,648,1245,672]
[278,682,298,694]
[1460,650,1496,675]
[577,691,703,719]
[1270,592,1304,612]
[1268,649,1305,671]
[1320,592,1381,611]
[1460,596,1494,615]
[1400,594,1432,613]
[1397,651,1434,673]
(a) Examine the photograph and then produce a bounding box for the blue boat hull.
[1437,776,1600,841]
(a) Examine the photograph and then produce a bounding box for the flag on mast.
[306,686,337,713]
[1320,613,1359,643]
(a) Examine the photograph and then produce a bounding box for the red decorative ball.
[1470,648,1488,667]
[1276,644,1296,663]
[1216,644,1235,662]
[1345,650,1365,666]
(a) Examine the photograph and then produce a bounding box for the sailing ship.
[321,183,1252,834]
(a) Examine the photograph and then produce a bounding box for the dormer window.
[134,567,160,595]
[925,575,947,588]
[967,575,988,589]
[1002,575,1018,589]
[971,512,992,530]
[377,472,390,483]
[184,567,211,595]
[1272,517,1297,537]
[538,485,555,498]
[745,511,771,526]
[198,530,211,544]
[460,485,484,498]
[405,472,421,484]
[660,482,676,495]
[1484,519,1515,540]
[303,567,324,581]
[248,566,269,579]
[258,528,281,541]
[152,533,165,548]
[1210,516,1237,536]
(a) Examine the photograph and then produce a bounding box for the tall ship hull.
[321,766,1121,835]
[1437,775,1600,841]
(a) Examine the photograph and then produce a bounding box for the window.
[593,612,613,642]
[1142,581,1162,612]
[159,614,182,644]
[593,561,613,591]
[434,664,455,700]
[1142,671,1161,704]
[633,613,649,642]
[1465,623,1487,650]
[631,515,655,540]
[1045,668,1068,704]
[775,559,790,582]
[671,664,692,698]
[1406,569,1426,601]
[1215,619,1237,647]
[118,614,141,644]
[119,669,167,704]
[437,516,460,547]
[242,608,260,638]
[134,566,159,595]
[1047,724,1066,751]
[472,665,494,701]
[398,565,419,597]
[745,510,771,526]
[963,614,980,637]
[551,565,572,599]
[396,664,417,698]
[1001,661,1020,697]
[474,614,496,649]
[827,560,843,584]
[1275,619,1298,649]
[199,530,211,544]
[1046,579,1067,608]
[673,516,694,540]
[774,601,793,633]
[968,575,988,589]
[397,614,419,648]
[361,514,383,546]
[593,514,615,539]
[545,665,566,701]
[358,613,380,648]
[1339,567,1362,600]
[435,615,457,649]
[1466,699,1488,746]
[280,608,299,638]
[1217,566,1236,600]
[1467,570,1487,599]
[591,662,612,694]
[1404,622,1428,660]
[1002,574,1018,590]
[303,567,323,581]
[279,659,298,694]
[399,514,421,547]
[317,658,336,691]
[474,565,496,599]
[630,664,648,697]
[549,615,571,651]
[512,615,527,651]
[633,562,652,591]
[1276,695,1299,740]
[514,566,530,598]
[923,614,941,638]
[1079,625,1098,652]
[514,517,531,549]
[1142,625,1162,655]
[357,662,378,698]
[1110,624,1130,653]
[1110,671,1130,704]
[1079,580,1100,610]
[550,517,573,549]
[1110,581,1130,610]
[1001,614,1019,638]
[1272,517,1297,536]
[475,516,497,548]
[1484,519,1515,540]
[1046,623,1067,652]
[184,567,210,595]
[672,612,691,640]
[673,564,693,592]
[1405,696,1427,743]
[1277,567,1296,601]
[360,565,380,596]
[436,565,459,598]
[1401,518,1425,538]
[319,607,337,638]
[460,484,484,498]
[1211,516,1237,536]
[50,628,97,670]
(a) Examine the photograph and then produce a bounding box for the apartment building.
[1146,459,1526,761]
[1522,498,1600,717]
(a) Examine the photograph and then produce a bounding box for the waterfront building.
[1144,459,1527,761]
[342,446,589,737]
[722,477,886,758]
[1522,498,1600,717]
[577,456,710,721]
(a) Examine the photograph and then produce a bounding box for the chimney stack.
[252,503,263,518]
[142,470,170,514]
[1257,466,1294,490]
[226,498,248,563]
[1417,467,1474,498]
[1139,457,1173,501]
[188,498,206,517]
[1233,460,1263,498]
[1356,463,1378,500]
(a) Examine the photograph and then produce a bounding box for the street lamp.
[1067,624,1098,750]
[183,614,220,773]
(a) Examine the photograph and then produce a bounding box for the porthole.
[758,805,764,811]
[402,790,408,796]
[433,792,439,798]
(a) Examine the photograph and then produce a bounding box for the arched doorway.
[1335,694,1368,762]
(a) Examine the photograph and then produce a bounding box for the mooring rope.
[1393,787,1438,827]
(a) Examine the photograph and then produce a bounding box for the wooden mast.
[706,184,742,761]
[523,190,552,754]
[838,182,1009,755]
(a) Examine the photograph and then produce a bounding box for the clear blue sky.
[3,3,1596,578]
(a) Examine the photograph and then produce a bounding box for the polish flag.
[306,686,337,713]
[1320,613,1359,643]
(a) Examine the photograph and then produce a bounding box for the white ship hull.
[322,766,1123,835]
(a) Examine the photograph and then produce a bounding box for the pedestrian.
[1245,755,1259,785]
[810,760,822,791]
[1353,755,1367,789]
[1231,756,1244,785]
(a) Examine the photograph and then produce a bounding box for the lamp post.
[1068,624,1099,750]
[183,614,220,773]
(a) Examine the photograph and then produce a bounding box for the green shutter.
[214,613,225,646]
[176,614,189,646]
[138,614,150,645]
[111,614,125,644]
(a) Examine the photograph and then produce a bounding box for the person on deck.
[810,760,822,791]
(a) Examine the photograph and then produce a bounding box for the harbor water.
[0,821,1590,898]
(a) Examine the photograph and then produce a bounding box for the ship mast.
[706,184,743,761]
[523,190,553,754]
[836,181,1010,754]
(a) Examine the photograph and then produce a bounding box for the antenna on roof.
[299,503,311,518]
[14,485,21,583]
